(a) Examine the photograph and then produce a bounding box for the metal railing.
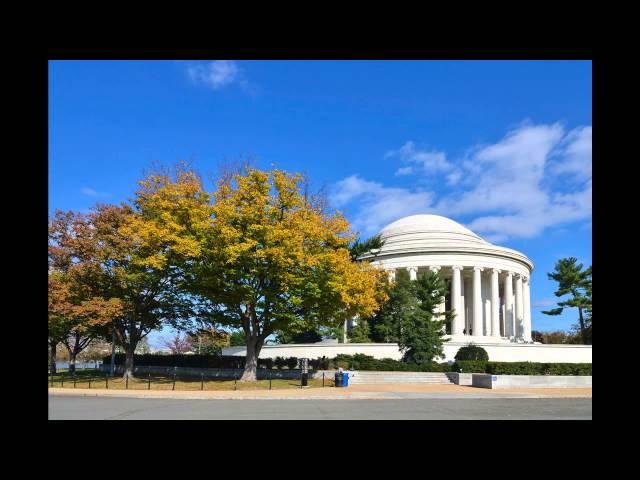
[48,368,335,391]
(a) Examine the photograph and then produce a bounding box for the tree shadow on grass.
[47,371,336,391]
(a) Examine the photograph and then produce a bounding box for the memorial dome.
[379,214,487,249]
[358,213,534,342]
[362,214,532,271]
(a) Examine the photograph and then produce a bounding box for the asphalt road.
[49,395,592,420]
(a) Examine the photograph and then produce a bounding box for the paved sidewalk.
[49,396,593,419]
[49,384,592,400]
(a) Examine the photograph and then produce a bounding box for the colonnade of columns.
[386,265,532,342]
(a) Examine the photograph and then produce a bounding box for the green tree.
[370,269,451,363]
[400,271,452,363]
[229,331,247,346]
[535,329,582,345]
[275,329,322,344]
[531,330,545,343]
[107,166,216,377]
[583,280,592,343]
[348,318,372,343]
[349,234,385,260]
[369,272,408,343]
[186,327,231,355]
[542,257,592,345]
[57,200,205,379]
[139,166,388,381]
[321,324,346,343]
[454,344,489,361]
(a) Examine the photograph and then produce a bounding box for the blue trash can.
[343,372,349,387]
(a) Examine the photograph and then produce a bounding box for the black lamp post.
[299,357,309,387]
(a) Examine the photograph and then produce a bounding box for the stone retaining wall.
[471,373,593,389]
[99,366,592,389]
[221,342,592,363]
[449,373,473,386]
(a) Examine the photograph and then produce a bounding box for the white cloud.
[549,126,592,182]
[438,123,591,240]
[81,187,111,198]
[331,121,592,242]
[330,175,383,207]
[533,298,557,309]
[395,166,414,176]
[330,175,434,236]
[187,60,240,90]
[446,170,463,185]
[466,211,548,239]
[437,123,564,217]
[387,141,453,176]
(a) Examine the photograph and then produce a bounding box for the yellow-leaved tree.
[136,166,388,381]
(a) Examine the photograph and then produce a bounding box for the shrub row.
[103,354,591,375]
[331,354,451,372]
[103,354,247,369]
[451,360,488,373]
[103,354,322,370]
[452,360,592,376]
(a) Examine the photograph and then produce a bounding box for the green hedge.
[103,354,591,375]
[103,354,246,369]
[486,362,592,376]
[331,354,452,372]
[452,360,488,373]
[103,354,301,370]
[452,360,592,376]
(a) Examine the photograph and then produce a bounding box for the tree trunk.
[49,340,58,375]
[240,337,263,381]
[68,351,77,375]
[123,343,136,379]
[578,306,587,345]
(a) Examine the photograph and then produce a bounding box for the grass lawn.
[47,370,335,391]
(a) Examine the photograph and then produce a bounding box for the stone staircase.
[347,371,456,385]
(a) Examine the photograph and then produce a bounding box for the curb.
[48,388,591,401]
[48,389,390,401]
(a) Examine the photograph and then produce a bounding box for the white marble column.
[387,269,396,282]
[462,277,470,334]
[515,274,524,338]
[523,276,532,342]
[407,266,418,281]
[451,266,463,335]
[472,267,483,337]
[429,266,445,328]
[504,271,514,337]
[490,268,501,338]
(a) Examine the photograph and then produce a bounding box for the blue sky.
[49,60,592,346]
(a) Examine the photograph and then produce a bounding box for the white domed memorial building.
[362,214,533,343]
[222,215,592,364]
